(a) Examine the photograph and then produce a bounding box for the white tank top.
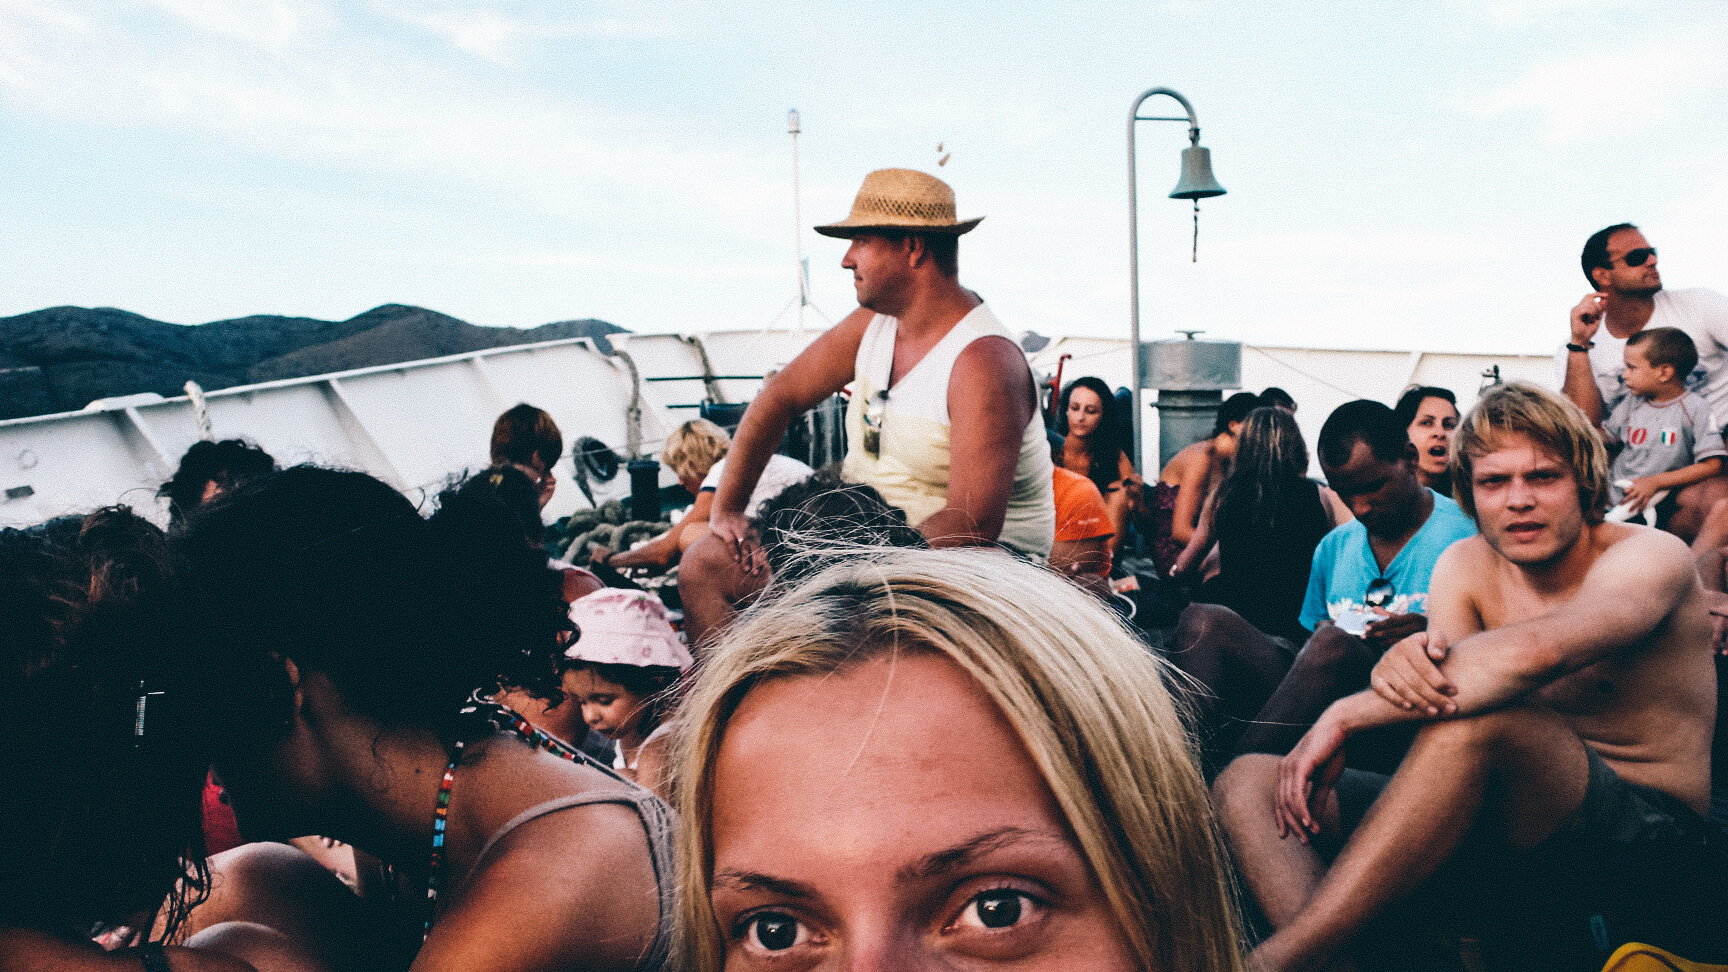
[842,304,1055,556]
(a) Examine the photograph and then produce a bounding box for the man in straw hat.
[681,168,1054,641]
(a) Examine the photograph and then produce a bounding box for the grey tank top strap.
[466,785,677,972]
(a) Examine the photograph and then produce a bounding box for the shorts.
[1329,746,1728,962]
[1566,746,1713,846]
[1328,745,1714,849]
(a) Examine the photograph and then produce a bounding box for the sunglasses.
[1363,577,1395,609]
[861,390,888,458]
[1608,247,1657,268]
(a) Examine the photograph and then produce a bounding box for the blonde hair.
[1451,381,1609,524]
[660,419,731,481]
[671,547,1248,971]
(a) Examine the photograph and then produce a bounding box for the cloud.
[0,1,782,233]
[1467,40,1723,143]
[138,0,333,47]
[1446,0,1632,25]
[376,5,672,62]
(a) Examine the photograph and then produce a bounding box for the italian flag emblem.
[1659,430,1679,445]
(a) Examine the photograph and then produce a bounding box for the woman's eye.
[744,912,809,952]
[956,889,1040,931]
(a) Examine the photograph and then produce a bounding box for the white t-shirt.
[701,453,814,518]
[1553,288,1728,430]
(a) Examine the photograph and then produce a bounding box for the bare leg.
[1167,604,1299,775]
[1213,754,1336,930]
[1235,626,1379,759]
[1667,475,1728,543]
[1249,708,1592,972]
[679,532,770,649]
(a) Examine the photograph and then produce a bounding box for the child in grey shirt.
[1602,327,1726,519]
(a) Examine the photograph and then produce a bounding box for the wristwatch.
[1566,341,1594,353]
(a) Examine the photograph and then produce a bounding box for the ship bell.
[1169,145,1226,200]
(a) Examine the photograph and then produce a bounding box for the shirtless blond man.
[1213,382,1718,971]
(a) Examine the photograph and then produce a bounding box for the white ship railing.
[0,326,1554,529]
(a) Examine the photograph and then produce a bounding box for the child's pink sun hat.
[565,588,693,671]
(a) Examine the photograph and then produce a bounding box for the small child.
[563,588,692,797]
[1602,327,1727,523]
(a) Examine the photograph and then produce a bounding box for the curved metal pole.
[1127,86,1203,474]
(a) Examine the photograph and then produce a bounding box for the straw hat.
[564,588,693,671]
[814,168,984,238]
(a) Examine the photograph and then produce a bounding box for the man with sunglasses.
[1559,223,1728,539]
[1168,401,1476,775]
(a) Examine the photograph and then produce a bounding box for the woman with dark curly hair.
[172,467,673,972]
[1055,377,1139,554]
[0,508,326,971]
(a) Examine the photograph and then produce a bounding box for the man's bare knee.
[1669,476,1728,541]
[1212,753,1281,817]
[1295,624,1371,671]
[681,532,733,581]
[1174,602,1237,650]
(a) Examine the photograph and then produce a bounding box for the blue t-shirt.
[1298,489,1477,632]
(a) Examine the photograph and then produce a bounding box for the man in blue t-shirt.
[1170,400,1477,775]
[1233,400,1476,762]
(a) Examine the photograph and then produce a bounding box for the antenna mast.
[789,108,807,334]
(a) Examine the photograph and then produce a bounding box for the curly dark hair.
[158,438,276,532]
[175,466,572,761]
[753,468,927,583]
[0,508,210,939]
[437,464,548,551]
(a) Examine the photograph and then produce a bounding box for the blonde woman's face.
[708,652,1135,970]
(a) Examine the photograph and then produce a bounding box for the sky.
[1,0,1724,354]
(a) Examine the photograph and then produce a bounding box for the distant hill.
[0,304,627,420]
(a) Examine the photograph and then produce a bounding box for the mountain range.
[0,304,626,421]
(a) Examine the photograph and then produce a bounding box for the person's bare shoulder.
[1441,533,1495,569]
[1427,536,1494,607]
[1591,522,1697,586]
[951,334,1033,390]
[423,795,659,972]
[819,306,876,347]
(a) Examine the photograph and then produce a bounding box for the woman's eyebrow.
[896,827,1066,882]
[712,870,817,900]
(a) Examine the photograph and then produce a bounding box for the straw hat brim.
[813,215,983,239]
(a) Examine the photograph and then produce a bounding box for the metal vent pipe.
[1141,332,1242,471]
